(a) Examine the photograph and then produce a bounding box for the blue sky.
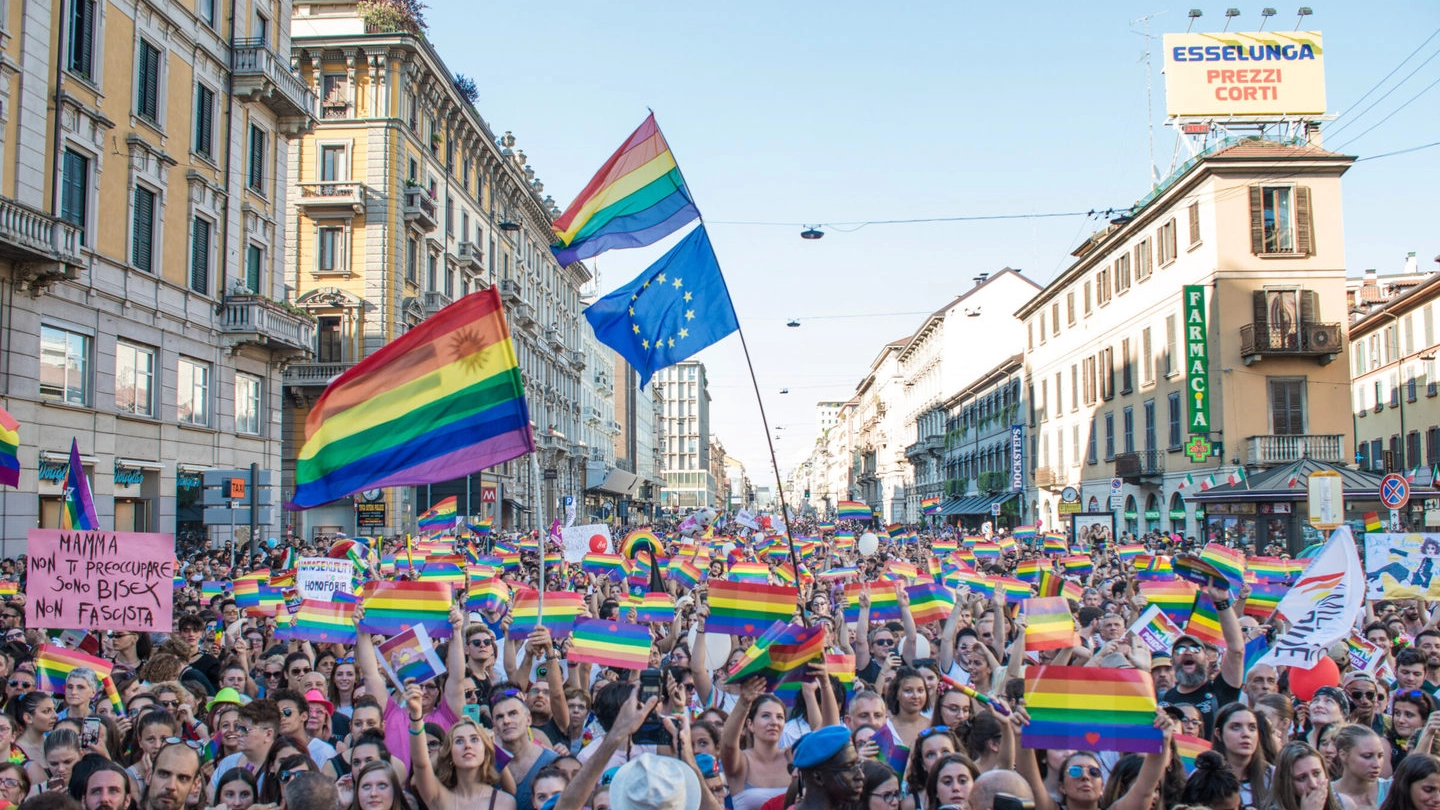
[428,2,1440,484]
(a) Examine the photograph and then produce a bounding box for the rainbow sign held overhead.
[1022,665,1164,753]
[836,501,873,521]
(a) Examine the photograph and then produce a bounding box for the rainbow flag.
[905,582,954,626]
[1012,525,1038,541]
[886,560,919,580]
[708,580,799,636]
[1364,511,1383,532]
[726,621,824,684]
[971,577,1033,603]
[568,617,654,670]
[667,559,703,589]
[635,591,676,624]
[826,653,856,684]
[836,501,872,521]
[550,113,699,265]
[1199,542,1246,589]
[842,581,900,621]
[496,550,521,572]
[1244,582,1285,619]
[1043,535,1068,555]
[417,561,467,590]
[508,590,585,639]
[621,529,663,558]
[1060,555,1093,578]
[1185,591,1225,649]
[465,563,499,582]
[290,289,535,507]
[1115,544,1145,561]
[0,581,18,598]
[34,645,123,714]
[820,565,858,581]
[1140,580,1198,626]
[0,406,18,488]
[465,578,510,612]
[1014,559,1045,584]
[921,497,941,515]
[466,518,493,537]
[417,496,458,533]
[1248,556,1297,584]
[727,561,771,584]
[996,536,1017,555]
[1243,634,1272,673]
[359,581,453,638]
[199,581,228,603]
[61,438,98,530]
[933,538,958,554]
[286,600,357,644]
[1025,596,1079,651]
[817,521,836,533]
[1022,665,1164,753]
[1135,554,1175,582]
[1174,734,1212,773]
[973,542,1002,561]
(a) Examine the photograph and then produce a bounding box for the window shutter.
[1249,186,1264,254]
[1252,290,1268,327]
[1188,202,1200,245]
[250,127,264,189]
[74,0,94,76]
[132,188,153,272]
[139,43,160,121]
[196,86,213,155]
[190,217,209,294]
[1300,289,1319,324]
[1295,186,1313,255]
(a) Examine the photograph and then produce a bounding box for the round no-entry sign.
[1380,473,1410,510]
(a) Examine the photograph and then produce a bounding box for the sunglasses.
[7,681,31,689]
[279,708,296,718]
[289,668,312,676]
[468,638,495,647]
[464,690,479,701]
[1173,644,1202,654]
[1067,765,1102,779]
[163,737,203,750]
[264,671,283,679]
[918,726,950,740]
[1347,691,1377,701]
[160,700,182,709]
[873,638,896,647]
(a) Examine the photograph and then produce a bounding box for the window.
[131,186,156,272]
[1051,303,1060,336]
[248,124,266,192]
[1269,378,1305,435]
[1188,201,1201,246]
[40,326,90,405]
[136,40,162,124]
[1428,427,1440,466]
[317,226,342,272]
[1100,347,1115,400]
[1038,312,1046,344]
[68,0,96,79]
[1104,412,1115,460]
[427,253,438,290]
[1158,218,1177,265]
[1073,425,1081,464]
[197,0,215,26]
[115,342,155,417]
[1136,238,1153,282]
[1116,253,1131,293]
[1082,356,1097,405]
[320,145,345,182]
[1122,406,1134,454]
[1407,431,1422,469]
[254,10,268,42]
[317,317,342,362]
[1168,392,1181,449]
[1066,291,1076,325]
[1141,328,1154,385]
[1070,364,1079,412]
[245,244,262,293]
[406,237,418,283]
[177,358,210,426]
[1120,338,1133,394]
[1097,268,1112,305]
[1426,305,1435,347]
[60,149,89,244]
[1084,281,1092,315]
[445,267,455,298]
[1164,314,1177,376]
[1039,379,1047,422]
[194,84,215,158]
[1408,375,1418,402]
[236,373,262,435]
[190,216,211,294]
[1251,186,1312,255]
[1088,417,1098,464]
[1143,399,1156,452]
[1054,372,1063,413]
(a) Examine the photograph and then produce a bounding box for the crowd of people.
[0,518,1437,810]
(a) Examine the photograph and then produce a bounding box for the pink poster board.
[25,530,175,632]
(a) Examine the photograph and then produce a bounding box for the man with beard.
[1160,583,1243,737]
[79,760,133,810]
[1149,653,1175,695]
[1415,629,1440,692]
[792,725,865,810]
[139,743,200,810]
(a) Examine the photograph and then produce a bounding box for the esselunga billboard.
[1162,31,1325,117]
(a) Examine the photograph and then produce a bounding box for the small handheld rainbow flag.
[833,532,855,551]
[1199,543,1246,589]
[905,582,955,626]
[285,600,357,644]
[726,621,824,685]
[1129,604,1184,654]
[1174,734,1212,773]
[1014,559,1045,584]
[359,581,452,638]
[465,578,510,613]
[836,501,872,521]
[842,581,900,622]
[973,542,1002,561]
[1135,554,1175,582]
[933,538,958,554]
[1364,511,1383,532]
[1025,597,1080,651]
[1247,556,1298,584]
[1140,580,1198,626]
[817,521,836,533]
[60,438,98,531]
[727,561,772,584]
[1185,591,1226,649]
[921,497,941,516]
[34,645,124,714]
[1060,555,1093,578]
[1243,582,1285,619]
[1115,544,1145,561]
[1012,525,1038,541]
[0,581,18,598]
[0,405,19,488]
[707,580,798,636]
[417,496,458,533]
[568,617,654,671]
[1022,665,1163,753]
[1043,535,1068,555]
[826,653,856,684]
[635,591,676,624]
[820,565,858,581]
[417,561,467,590]
[583,552,626,581]
[508,590,585,639]
[667,559,703,589]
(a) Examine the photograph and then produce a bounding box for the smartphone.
[463,704,482,724]
[994,794,1036,810]
[81,717,100,748]
[633,668,672,746]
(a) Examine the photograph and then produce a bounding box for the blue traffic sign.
[1380,474,1410,510]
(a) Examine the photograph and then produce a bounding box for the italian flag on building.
[1227,467,1247,486]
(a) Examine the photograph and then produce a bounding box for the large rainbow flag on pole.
[61,438,98,530]
[549,114,699,266]
[289,289,534,508]
[417,496,458,533]
[0,405,18,488]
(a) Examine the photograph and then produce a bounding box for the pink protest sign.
[26,530,175,632]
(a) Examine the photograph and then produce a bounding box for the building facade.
[283,2,589,537]
[613,358,664,524]
[578,304,622,521]
[655,360,713,510]
[1019,137,1354,547]
[851,340,908,522]
[0,0,315,550]
[937,354,1025,527]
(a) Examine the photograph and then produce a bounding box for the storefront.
[176,466,206,541]
[111,459,161,532]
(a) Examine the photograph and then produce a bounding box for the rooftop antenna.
[1130,11,1168,188]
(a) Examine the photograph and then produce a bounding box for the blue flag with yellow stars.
[584,225,738,388]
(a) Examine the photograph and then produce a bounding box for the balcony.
[545,327,566,350]
[1033,466,1059,488]
[1246,434,1346,466]
[458,241,484,273]
[606,420,623,436]
[1240,322,1343,365]
[594,375,613,396]
[422,290,451,315]
[0,196,84,289]
[511,301,536,330]
[402,189,437,232]
[499,278,523,305]
[230,39,317,132]
[566,349,586,370]
[218,296,314,357]
[1114,449,1164,480]
[283,361,354,387]
[295,182,365,217]
[584,406,602,425]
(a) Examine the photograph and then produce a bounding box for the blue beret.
[793,725,851,769]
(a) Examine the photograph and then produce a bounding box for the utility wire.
[1327,26,1440,137]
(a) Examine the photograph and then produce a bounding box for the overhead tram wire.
[707,209,1125,230]
[1325,26,1440,139]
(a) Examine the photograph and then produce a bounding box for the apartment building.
[0,0,315,546]
[655,360,713,510]
[1019,136,1354,546]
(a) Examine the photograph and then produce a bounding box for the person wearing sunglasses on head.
[268,689,335,768]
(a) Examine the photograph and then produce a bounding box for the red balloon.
[589,534,608,553]
[1288,655,1340,701]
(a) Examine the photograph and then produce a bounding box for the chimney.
[973,272,989,287]
[1363,268,1377,287]
[1406,251,1418,275]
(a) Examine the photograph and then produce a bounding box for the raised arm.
[898,585,918,664]
[556,690,657,810]
[1009,707,1060,810]
[939,593,967,673]
[1108,713,1173,810]
[407,683,448,807]
[1213,584,1245,689]
[692,600,716,705]
[442,604,467,717]
[353,605,391,710]
[541,627,569,730]
[853,585,874,673]
[720,676,766,783]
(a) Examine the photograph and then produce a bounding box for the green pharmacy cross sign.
[1185,435,1213,464]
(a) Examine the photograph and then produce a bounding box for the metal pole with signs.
[1380,473,1410,532]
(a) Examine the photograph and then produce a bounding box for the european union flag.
[584,225,738,388]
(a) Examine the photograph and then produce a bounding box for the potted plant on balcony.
[358,0,426,34]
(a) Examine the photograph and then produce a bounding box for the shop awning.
[587,468,639,497]
[502,497,531,513]
[1184,458,1440,502]
[942,491,1019,516]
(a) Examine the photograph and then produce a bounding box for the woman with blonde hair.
[1332,725,1391,810]
[406,684,518,810]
